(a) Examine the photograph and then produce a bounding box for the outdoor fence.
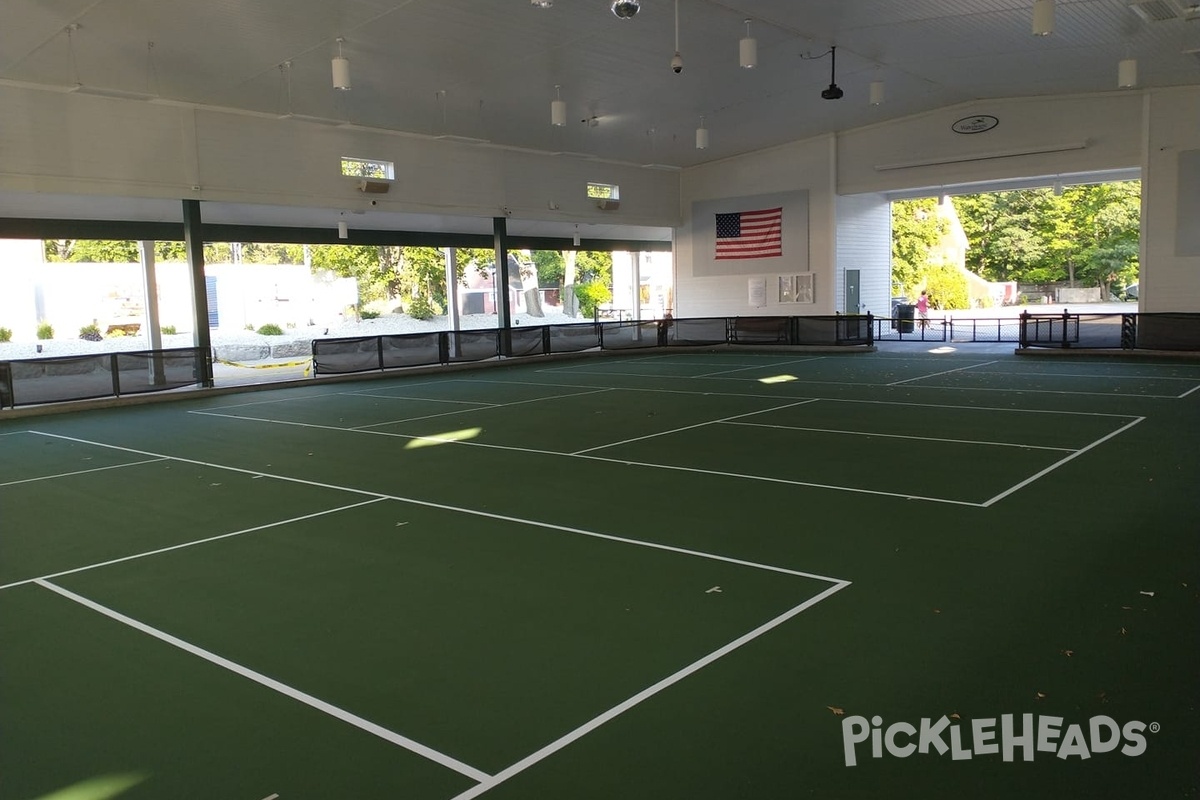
[0,348,210,408]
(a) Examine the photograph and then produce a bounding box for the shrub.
[79,324,103,342]
[36,322,54,340]
[575,280,613,319]
[0,327,12,343]
[360,309,381,320]
[108,328,126,338]
[161,325,177,335]
[921,265,970,311]
[256,323,285,336]
[407,295,437,321]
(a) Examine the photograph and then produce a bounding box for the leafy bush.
[360,309,381,320]
[921,265,970,311]
[0,327,12,343]
[406,295,437,321]
[256,323,285,336]
[161,325,177,335]
[108,328,126,337]
[575,280,613,319]
[79,324,103,342]
[36,322,54,340]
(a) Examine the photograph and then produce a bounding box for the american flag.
[715,207,783,260]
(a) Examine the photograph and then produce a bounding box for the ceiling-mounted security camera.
[670,52,683,73]
[611,0,640,18]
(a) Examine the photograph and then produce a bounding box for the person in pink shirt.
[916,290,929,329]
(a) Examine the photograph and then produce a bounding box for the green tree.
[891,199,948,296]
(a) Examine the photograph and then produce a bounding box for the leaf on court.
[1138,590,1155,597]
[209,483,222,486]
[827,706,845,716]
[932,609,941,614]
[1036,692,1047,700]
[1120,627,1128,635]
[1060,649,1074,657]
[705,586,722,594]
[1121,606,1132,610]
[395,521,409,527]
[950,712,961,720]
[1098,691,1108,704]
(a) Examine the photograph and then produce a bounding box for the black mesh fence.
[548,323,601,353]
[312,336,383,374]
[1134,313,1200,350]
[947,317,1022,343]
[667,317,727,346]
[382,333,441,369]
[599,321,661,350]
[447,330,499,363]
[730,316,790,344]
[509,326,546,358]
[1,348,209,407]
[1019,312,1128,349]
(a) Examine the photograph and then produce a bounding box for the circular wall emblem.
[951,115,999,134]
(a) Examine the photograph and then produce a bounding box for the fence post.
[1018,311,1029,348]
[1061,308,1070,348]
[110,354,121,398]
[376,336,385,371]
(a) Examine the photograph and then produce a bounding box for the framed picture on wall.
[796,272,815,304]
[778,275,795,303]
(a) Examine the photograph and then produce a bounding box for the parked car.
[1122,283,1138,300]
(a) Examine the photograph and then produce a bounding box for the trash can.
[895,303,915,333]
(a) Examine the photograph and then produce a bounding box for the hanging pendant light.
[551,85,566,126]
[1118,58,1138,88]
[695,116,709,150]
[337,220,349,239]
[1032,0,1054,36]
[739,20,757,69]
[573,225,581,247]
[869,80,885,106]
[332,37,351,90]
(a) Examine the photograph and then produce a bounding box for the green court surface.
[1,350,1197,800]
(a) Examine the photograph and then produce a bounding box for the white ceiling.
[0,0,1192,236]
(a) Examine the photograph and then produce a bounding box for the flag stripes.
[715,207,782,259]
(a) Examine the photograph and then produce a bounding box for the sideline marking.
[0,458,167,488]
[350,392,500,406]
[981,416,1145,507]
[694,357,826,378]
[449,580,852,800]
[25,431,850,582]
[0,430,31,437]
[1178,383,1200,399]
[0,499,386,592]
[35,579,491,783]
[723,421,1077,452]
[887,360,997,386]
[351,388,614,430]
[572,399,818,455]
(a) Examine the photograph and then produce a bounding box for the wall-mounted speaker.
[359,179,391,194]
[596,198,620,211]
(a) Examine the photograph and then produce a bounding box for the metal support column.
[183,199,214,387]
[139,240,165,385]
[493,217,512,356]
[445,247,461,356]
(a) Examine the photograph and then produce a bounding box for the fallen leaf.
[1036,692,1047,700]
[1120,627,1128,635]
[827,706,845,716]
[1060,650,1074,657]
[1139,590,1155,597]
[932,609,941,614]
[1098,691,1108,703]
[950,712,961,720]
[1121,606,1132,610]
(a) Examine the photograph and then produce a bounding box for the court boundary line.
[527,368,1184,399]
[723,421,1077,453]
[351,387,615,431]
[571,399,818,455]
[887,360,998,386]
[0,457,168,488]
[1178,383,1200,399]
[980,416,1145,506]
[693,357,826,377]
[0,498,387,592]
[34,578,492,784]
[181,408,982,506]
[449,579,852,800]
[24,431,850,583]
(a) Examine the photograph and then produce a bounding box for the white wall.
[1142,87,1200,312]
[835,194,891,317]
[677,136,836,317]
[0,85,680,228]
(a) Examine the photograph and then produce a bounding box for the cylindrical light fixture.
[337,220,349,239]
[573,225,581,247]
[1118,58,1138,88]
[696,116,709,150]
[332,37,351,90]
[739,20,757,69]
[1032,0,1054,36]
[551,85,566,126]
[869,80,885,106]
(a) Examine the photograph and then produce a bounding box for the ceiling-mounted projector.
[611,0,640,18]
[821,84,844,100]
[821,45,844,100]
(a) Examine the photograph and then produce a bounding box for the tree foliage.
[891,199,949,297]
[951,181,1140,293]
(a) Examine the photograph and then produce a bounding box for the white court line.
[195,392,351,413]
[572,400,818,456]
[0,430,32,437]
[0,498,386,592]
[887,360,998,386]
[723,421,1077,453]
[25,431,849,582]
[35,579,491,784]
[694,357,826,378]
[350,392,501,406]
[450,580,852,800]
[980,370,1200,382]
[351,388,614,431]
[980,417,1145,507]
[1178,383,1200,399]
[0,458,167,488]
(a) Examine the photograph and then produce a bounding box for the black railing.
[312,315,875,375]
[0,347,210,408]
[1017,310,1200,350]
